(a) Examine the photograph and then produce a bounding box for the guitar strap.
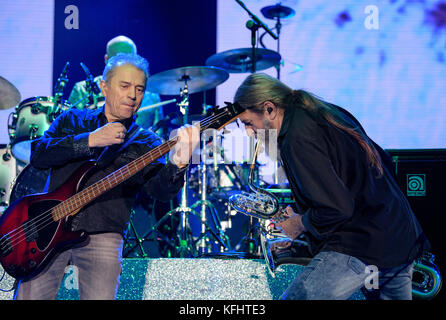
[95,122,144,169]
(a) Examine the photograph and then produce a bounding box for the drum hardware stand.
[124,205,178,258]
[234,213,263,257]
[0,145,12,206]
[259,11,284,80]
[190,159,232,254]
[1,144,23,208]
[260,3,296,80]
[123,210,149,258]
[196,159,212,253]
[162,77,200,257]
[193,102,233,254]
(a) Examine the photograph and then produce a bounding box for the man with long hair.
[234,73,429,300]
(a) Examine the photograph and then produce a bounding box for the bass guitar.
[0,102,245,280]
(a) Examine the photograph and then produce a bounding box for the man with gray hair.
[15,53,200,300]
[68,35,163,131]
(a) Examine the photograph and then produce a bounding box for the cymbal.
[261,4,296,19]
[0,76,21,109]
[147,66,229,95]
[205,48,281,73]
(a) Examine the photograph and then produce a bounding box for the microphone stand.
[80,62,101,108]
[235,0,278,40]
[235,0,278,74]
[275,16,282,80]
[246,20,260,73]
[52,61,70,119]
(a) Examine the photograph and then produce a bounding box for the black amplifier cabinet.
[386,149,446,299]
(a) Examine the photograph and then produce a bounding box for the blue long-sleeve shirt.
[30,106,185,236]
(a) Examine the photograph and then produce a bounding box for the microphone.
[54,61,70,96]
[235,0,278,40]
[80,62,101,95]
[246,20,258,30]
[52,61,70,116]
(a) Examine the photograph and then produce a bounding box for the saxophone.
[228,142,281,220]
[228,142,443,299]
[229,141,301,275]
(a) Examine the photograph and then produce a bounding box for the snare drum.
[8,96,71,164]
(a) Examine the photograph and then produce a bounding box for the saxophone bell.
[228,141,280,220]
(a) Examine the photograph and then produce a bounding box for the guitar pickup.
[23,220,38,243]
[0,235,12,257]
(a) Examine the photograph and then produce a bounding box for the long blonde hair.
[234,73,383,176]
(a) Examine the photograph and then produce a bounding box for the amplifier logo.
[407,174,426,196]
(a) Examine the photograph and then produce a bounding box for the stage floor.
[0,258,365,300]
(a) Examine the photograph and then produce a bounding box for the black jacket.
[278,103,429,268]
[30,106,186,236]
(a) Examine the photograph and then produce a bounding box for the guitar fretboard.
[51,138,178,221]
[49,102,242,222]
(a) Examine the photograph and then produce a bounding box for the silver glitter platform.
[0,258,365,300]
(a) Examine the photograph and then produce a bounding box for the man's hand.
[269,238,293,252]
[273,206,307,240]
[88,122,127,148]
[171,124,200,169]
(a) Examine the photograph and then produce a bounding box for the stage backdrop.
[216,0,446,151]
[0,0,217,144]
[0,0,445,171]
[0,1,55,143]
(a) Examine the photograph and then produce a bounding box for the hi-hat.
[147,66,229,95]
[261,4,296,20]
[0,76,21,109]
[205,48,281,73]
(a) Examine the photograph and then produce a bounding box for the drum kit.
[0,3,296,260]
[124,2,296,258]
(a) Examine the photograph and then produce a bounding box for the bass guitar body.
[0,162,95,280]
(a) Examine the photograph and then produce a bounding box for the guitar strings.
[0,124,203,250]
[0,109,234,252]
[1,137,179,251]
[0,139,173,249]
[0,139,175,250]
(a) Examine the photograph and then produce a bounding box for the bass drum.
[9,164,50,204]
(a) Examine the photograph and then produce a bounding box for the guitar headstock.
[200,102,246,131]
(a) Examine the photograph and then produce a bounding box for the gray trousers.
[15,233,123,300]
